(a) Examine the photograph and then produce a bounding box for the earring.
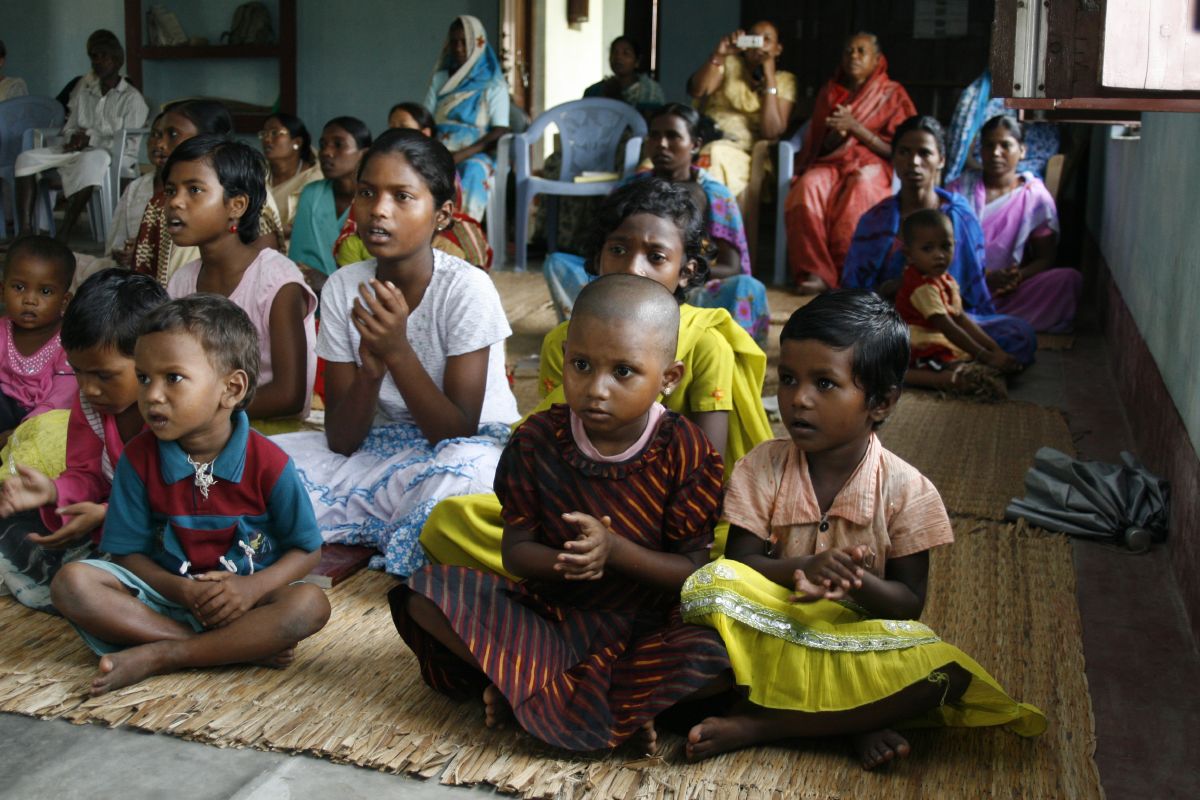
[293,143,300,150]
[663,387,674,396]
[228,222,239,233]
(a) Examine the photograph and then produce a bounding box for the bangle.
[762,85,778,96]
[709,57,724,68]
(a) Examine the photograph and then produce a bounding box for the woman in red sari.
[784,33,915,293]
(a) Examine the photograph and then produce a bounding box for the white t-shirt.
[317,250,518,427]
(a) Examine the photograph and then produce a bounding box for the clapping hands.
[790,545,875,602]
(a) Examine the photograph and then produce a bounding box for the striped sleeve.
[662,418,725,553]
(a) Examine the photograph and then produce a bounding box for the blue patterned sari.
[842,188,1036,365]
[426,15,509,222]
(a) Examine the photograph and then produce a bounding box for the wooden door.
[501,0,535,113]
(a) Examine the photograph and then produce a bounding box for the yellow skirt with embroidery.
[681,559,1046,735]
[420,492,730,579]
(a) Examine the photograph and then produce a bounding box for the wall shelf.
[124,0,296,133]
[140,45,284,60]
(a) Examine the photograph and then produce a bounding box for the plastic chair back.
[517,98,646,183]
[0,96,64,178]
[508,98,647,269]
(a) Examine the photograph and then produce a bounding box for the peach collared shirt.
[722,434,954,577]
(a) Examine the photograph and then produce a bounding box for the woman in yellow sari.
[687,21,796,200]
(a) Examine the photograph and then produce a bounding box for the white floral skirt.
[273,422,510,576]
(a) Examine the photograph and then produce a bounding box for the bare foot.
[685,714,773,761]
[90,642,174,696]
[852,728,911,770]
[483,684,512,728]
[631,719,659,755]
[253,647,295,669]
[793,274,831,296]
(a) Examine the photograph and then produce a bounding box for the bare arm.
[926,312,992,358]
[692,411,729,465]
[452,127,510,164]
[848,551,928,619]
[689,31,738,98]
[322,360,385,456]
[245,283,309,419]
[725,525,810,588]
[757,60,793,141]
[1018,231,1058,280]
[708,239,743,280]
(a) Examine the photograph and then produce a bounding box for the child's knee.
[405,592,440,630]
[49,562,105,615]
[280,582,331,641]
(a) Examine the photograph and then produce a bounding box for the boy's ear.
[868,385,901,425]
[220,369,250,410]
[661,359,686,397]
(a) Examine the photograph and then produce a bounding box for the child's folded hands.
[790,545,875,602]
[557,512,614,581]
[188,572,263,628]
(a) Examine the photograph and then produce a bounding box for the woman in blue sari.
[425,16,510,223]
[544,104,770,345]
[843,115,1036,370]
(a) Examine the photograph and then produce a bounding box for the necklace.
[186,454,216,499]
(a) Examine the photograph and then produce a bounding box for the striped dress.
[390,404,731,751]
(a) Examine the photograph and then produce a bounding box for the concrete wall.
[1089,112,1200,642]
[657,0,740,104]
[0,0,498,137]
[0,0,125,98]
[1092,114,1200,456]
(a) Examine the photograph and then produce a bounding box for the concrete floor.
[0,228,1196,797]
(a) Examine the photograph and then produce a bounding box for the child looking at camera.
[894,209,1020,399]
[0,236,77,447]
[0,269,167,611]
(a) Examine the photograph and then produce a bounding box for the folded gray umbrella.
[1005,448,1169,550]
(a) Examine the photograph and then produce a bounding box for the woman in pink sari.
[948,116,1080,333]
[784,33,915,293]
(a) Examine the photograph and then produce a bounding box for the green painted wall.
[1091,112,1200,456]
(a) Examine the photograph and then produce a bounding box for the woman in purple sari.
[948,116,1080,333]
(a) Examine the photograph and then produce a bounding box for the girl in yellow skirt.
[681,289,1046,768]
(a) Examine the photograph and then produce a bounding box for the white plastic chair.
[508,98,646,270]
[0,96,64,238]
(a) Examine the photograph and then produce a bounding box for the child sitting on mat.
[0,236,78,448]
[0,269,167,612]
[50,295,330,696]
[420,178,773,576]
[392,274,731,753]
[681,290,1046,768]
[894,209,1020,400]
